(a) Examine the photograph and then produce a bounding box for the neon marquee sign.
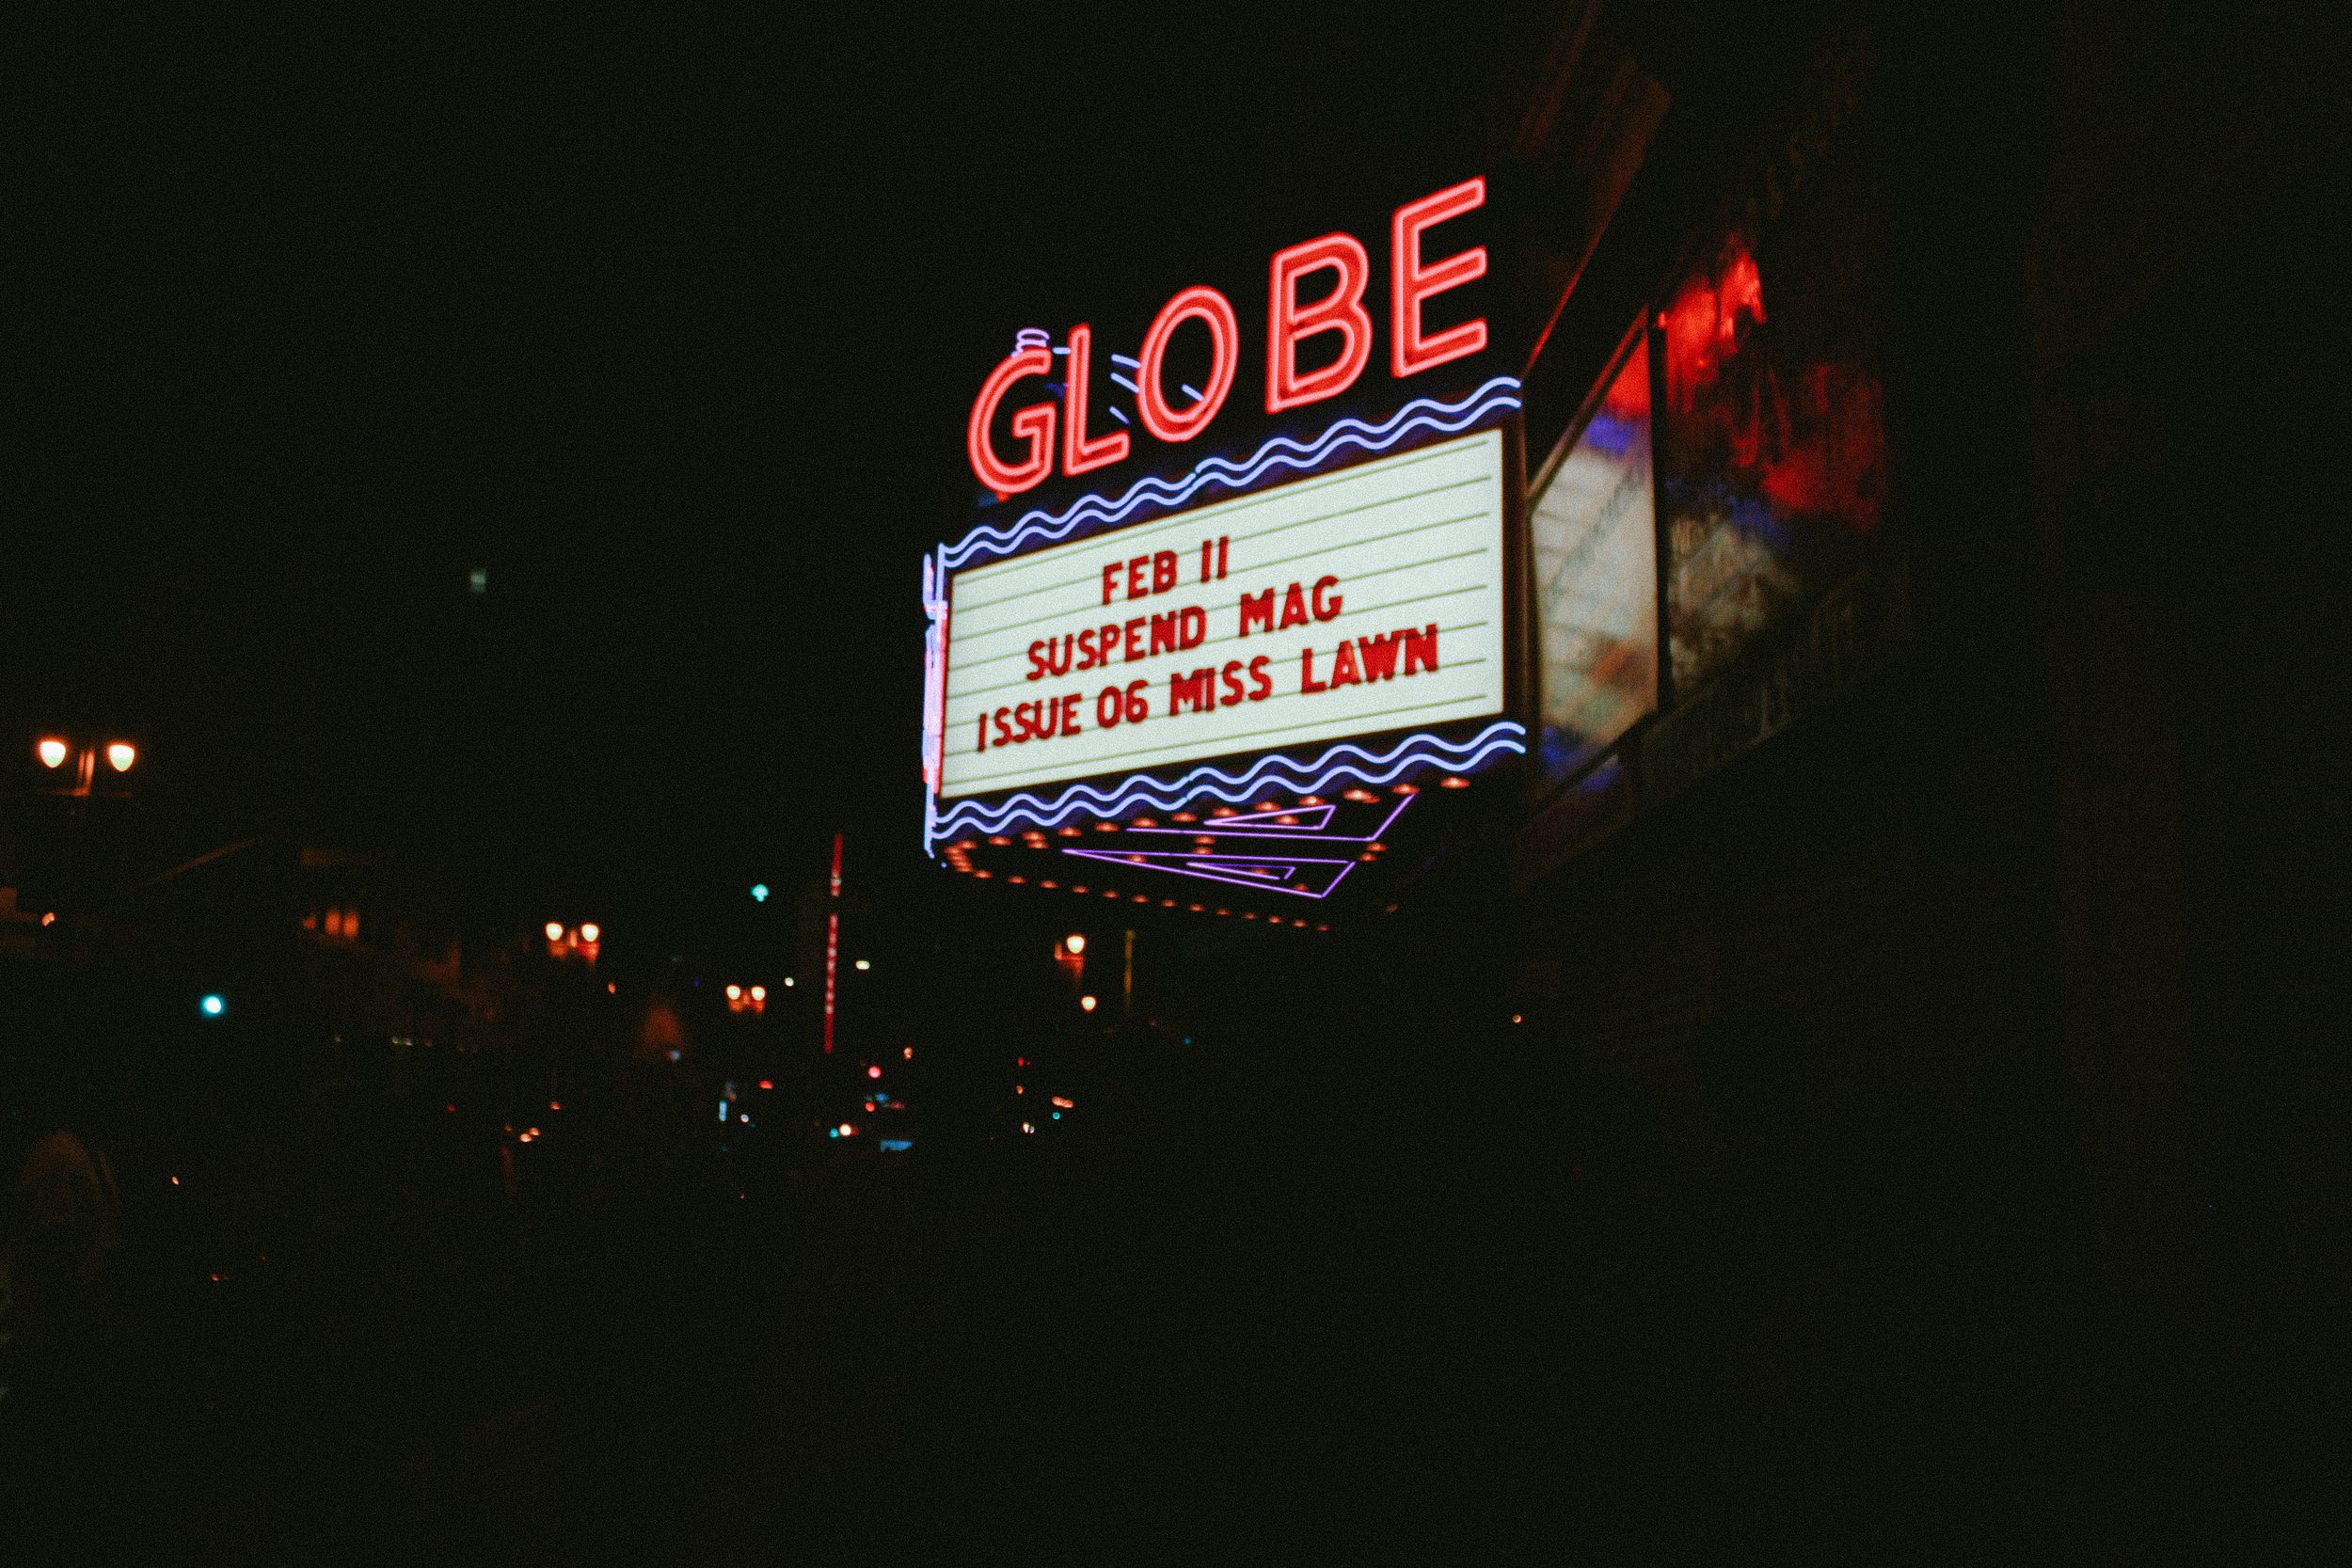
[924,176,1527,874]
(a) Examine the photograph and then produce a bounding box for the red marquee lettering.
[1248,655,1273,701]
[1300,646,1328,694]
[1179,605,1206,649]
[1310,575,1343,621]
[1329,639,1361,686]
[1123,617,1149,661]
[1279,582,1311,630]
[1357,632,1399,682]
[1150,610,1180,657]
[1220,659,1246,706]
[1152,550,1179,594]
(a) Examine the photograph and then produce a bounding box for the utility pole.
[823,832,842,1053]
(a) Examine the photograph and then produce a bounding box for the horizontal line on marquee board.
[947,529,1496,655]
[957,470,1490,615]
[947,591,1495,697]
[949,440,1483,599]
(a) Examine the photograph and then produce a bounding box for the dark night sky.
[6,5,1578,945]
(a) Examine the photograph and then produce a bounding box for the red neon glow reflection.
[1137,285,1238,443]
[1266,233,1372,412]
[1390,177,1487,377]
[1061,324,1129,476]
[1661,238,1882,532]
[968,347,1057,494]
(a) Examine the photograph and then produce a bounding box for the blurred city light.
[37,737,69,768]
[866,1065,881,1079]
[751,884,770,902]
[107,742,136,771]
[854,959,871,971]
[758,1080,772,1090]
[1080,996,1098,1011]
[580,923,599,942]
[545,922,564,941]
[1065,933,1087,955]
[199,994,225,1017]
[1022,1122,1034,1133]
[726,984,742,1000]
[749,986,765,1001]
[783,977,794,987]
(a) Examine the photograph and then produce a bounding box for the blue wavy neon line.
[943,376,1521,569]
[927,721,1524,844]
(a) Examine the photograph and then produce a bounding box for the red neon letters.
[968,346,1057,495]
[1266,233,1373,413]
[1137,287,1238,443]
[964,179,1487,489]
[1061,324,1130,476]
[1391,177,1488,377]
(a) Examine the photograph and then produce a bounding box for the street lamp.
[30,735,138,797]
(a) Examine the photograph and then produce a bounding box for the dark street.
[6,1,2343,1560]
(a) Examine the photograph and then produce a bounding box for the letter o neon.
[1136,286,1238,444]
[968,347,1058,495]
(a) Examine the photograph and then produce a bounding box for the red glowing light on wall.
[1266,233,1373,412]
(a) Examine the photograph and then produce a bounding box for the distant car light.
[107,742,136,771]
[749,986,765,1002]
[854,959,871,971]
[1065,934,1086,955]
[37,737,69,768]
[545,922,564,942]
[580,923,599,942]
[1080,996,1098,1012]
[726,984,742,1000]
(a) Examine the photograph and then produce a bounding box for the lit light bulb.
[749,985,765,1002]
[580,923,599,942]
[545,922,564,942]
[106,742,135,771]
[1065,933,1086,955]
[36,737,68,768]
[1080,996,1098,1012]
[726,985,742,1000]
